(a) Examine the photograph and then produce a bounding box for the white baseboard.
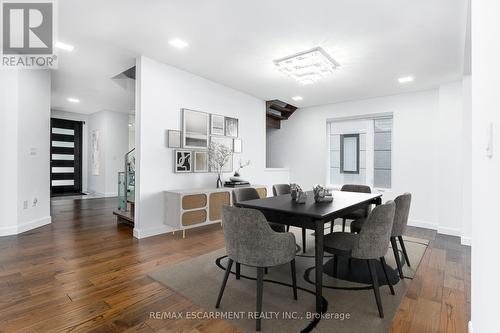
[133,225,174,239]
[408,218,438,230]
[461,236,472,246]
[409,219,471,245]
[437,226,462,237]
[0,216,52,237]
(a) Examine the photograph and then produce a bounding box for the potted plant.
[208,142,232,188]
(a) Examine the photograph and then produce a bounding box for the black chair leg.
[398,236,411,267]
[291,259,297,300]
[332,254,338,277]
[367,259,384,318]
[391,237,404,279]
[380,257,395,295]
[342,218,346,232]
[330,220,334,233]
[236,262,241,280]
[256,267,264,331]
[264,267,268,274]
[302,228,306,253]
[216,258,233,308]
[286,225,290,232]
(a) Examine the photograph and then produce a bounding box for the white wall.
[50,110,89,192]
[134,56,289,238]
[0,69,51,236]
[87,110,129,196]
[471,1,500,331]
[267,85,471,242]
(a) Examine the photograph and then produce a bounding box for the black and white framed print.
[194,151,209,172]
[175,150,192,173]
[210,114,225,136]
[224,117,238,137]
[167,130,181,148]
[233,138,242,153]
[182,109,209,149]
[210,136,233,172]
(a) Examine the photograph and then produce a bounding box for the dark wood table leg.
[314,219,324,313]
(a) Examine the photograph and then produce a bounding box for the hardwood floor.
[0,198,470,332]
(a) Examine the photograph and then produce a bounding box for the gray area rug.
[150,227,428,333]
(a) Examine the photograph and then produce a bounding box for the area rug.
[149,228,428,333]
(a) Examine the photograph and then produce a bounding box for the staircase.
[113,148,135,225]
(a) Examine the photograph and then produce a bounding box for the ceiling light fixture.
[274,47,339,85]
[292,96,303,101]
[67,97,80,103]
[168,38,189,49]
[55,41,74,52]
[398,76,414,83]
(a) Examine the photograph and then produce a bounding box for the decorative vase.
[216,173,223,188]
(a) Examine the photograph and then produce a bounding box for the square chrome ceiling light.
[273,47,339,85]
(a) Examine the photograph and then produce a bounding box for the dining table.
[235,190,383,313]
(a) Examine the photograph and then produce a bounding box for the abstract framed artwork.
[194,151,209,172]
[210,114,225,136]
[175,150,192,173]
[233,139,242,153]
[225,117,238,137]
[168,130,181,148]
[182,109,209,149]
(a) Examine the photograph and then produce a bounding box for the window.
[340,134,360,174]
[328,116,392,189]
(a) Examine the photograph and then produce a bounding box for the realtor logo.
[1,1,56,68]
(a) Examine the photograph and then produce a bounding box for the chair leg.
[332,254,338,277]
[367,259,384,318]
[256,267,264,331]
[236,262,241,280]
[302,228,306,253]
[286,225,290,232]
[391,237,404,279]
[291,259,298,300]
[264,267,268,275]
[342,218,346,232]
[380,257,395,295]
[216,259,233,308]
[330,220,334,233]
[398,236,411,267]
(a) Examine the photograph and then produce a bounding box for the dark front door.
[50,118,83,196]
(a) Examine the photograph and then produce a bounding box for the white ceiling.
[53,0,469,113]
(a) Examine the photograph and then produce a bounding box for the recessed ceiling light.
[67,97,80,103]
[274,47,339,85]
[398,76,414,83]
[55,41,74,52]
[292,96,303,101]
[168,38,189,49]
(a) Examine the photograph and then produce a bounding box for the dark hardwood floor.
[0,197,470,332]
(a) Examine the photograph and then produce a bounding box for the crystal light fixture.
[273,47,339,85]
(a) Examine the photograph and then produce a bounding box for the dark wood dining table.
[235,190,383,313]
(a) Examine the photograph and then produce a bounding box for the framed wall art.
[182,109,209,149]
[175,150,192,173]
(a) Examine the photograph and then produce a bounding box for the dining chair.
[216,206,297,331]
[323,201,396,318]
[335,184,372,232]
[272,184,308,253]
[351,193,412,279]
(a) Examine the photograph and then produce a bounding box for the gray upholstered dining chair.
[351,193,412,279]
[272,184,308,253]
[323,201,396,318]
[216,205,297,331]
[335,184,372,232]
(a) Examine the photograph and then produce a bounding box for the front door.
[50,118,83,196]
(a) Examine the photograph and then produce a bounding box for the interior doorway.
[50,118,84,196]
